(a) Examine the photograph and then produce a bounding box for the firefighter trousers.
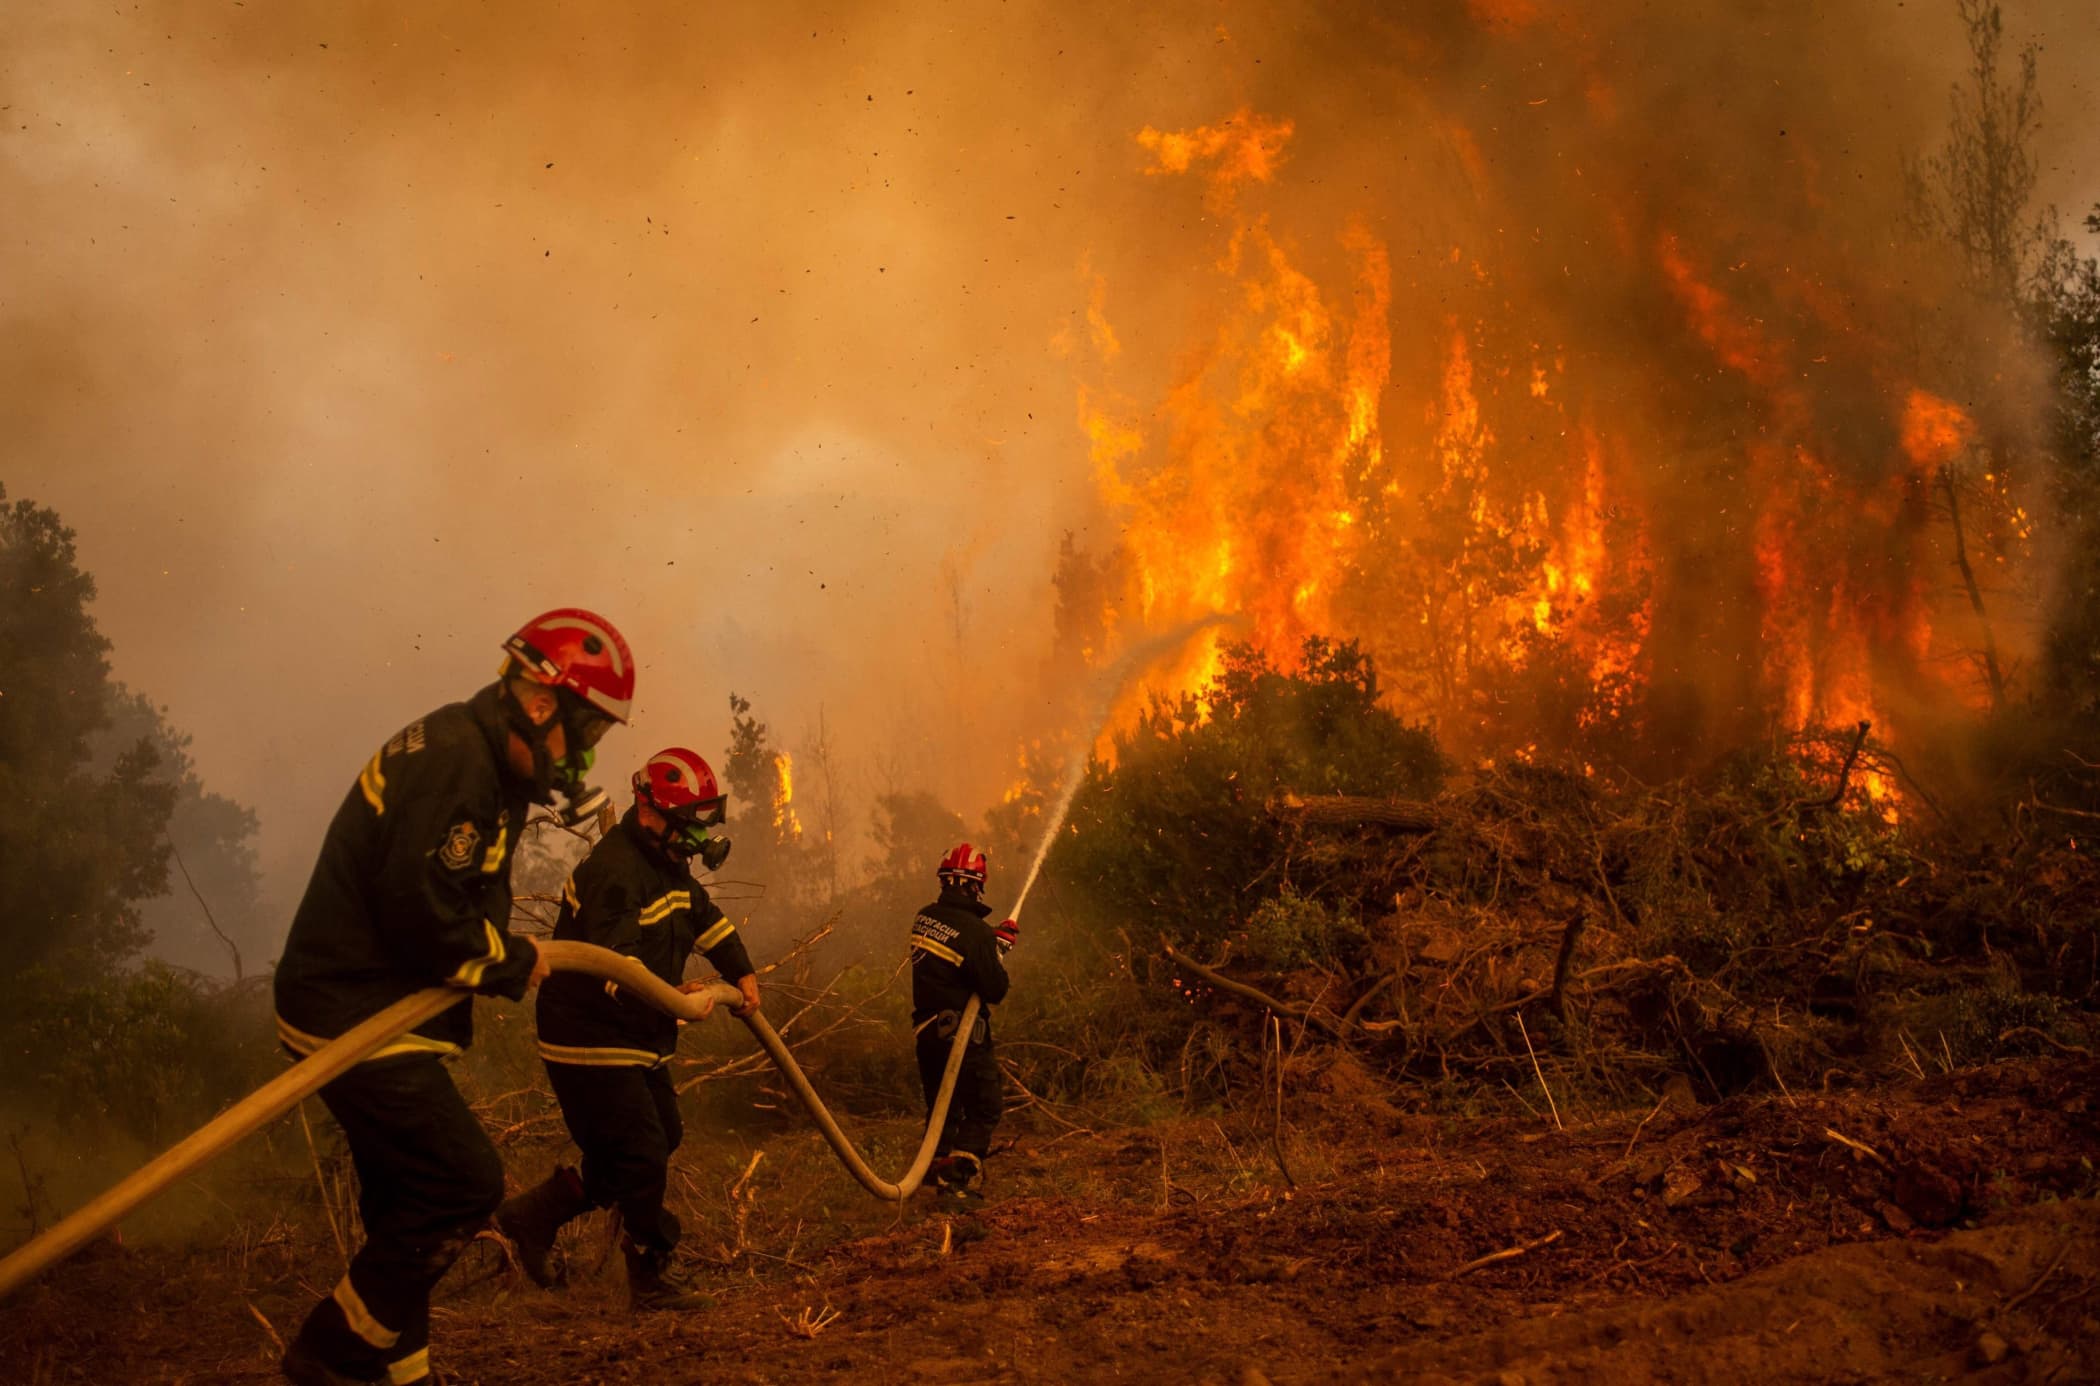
[290,1054,504,1384]
[915,1022,1003,1163]
[545,1059,685,1253]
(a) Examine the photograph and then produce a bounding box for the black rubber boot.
[623,1242,714,1312]
[495,1166,590,1289]
[932,1150,985,1202]
[280,1340,385,1386]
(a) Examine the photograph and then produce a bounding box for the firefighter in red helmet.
[497,748,760,1310]
[274,609,633,1386]
[909,843,1016,1198]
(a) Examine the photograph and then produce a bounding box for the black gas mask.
[505,683,618,828]
[658,800,732,872]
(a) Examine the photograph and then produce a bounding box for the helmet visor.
[668,794,728,830]
[557,689,618,751]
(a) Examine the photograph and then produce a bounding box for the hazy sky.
[4,1,2094,966]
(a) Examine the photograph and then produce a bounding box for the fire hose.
[0,939,982,1301]
[0,617,1218,1303]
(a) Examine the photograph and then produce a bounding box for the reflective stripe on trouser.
[387,1347,432,1384]
[288,1054,505,1379]
[545,1059,685,1254]
[915,1025,1004,1163]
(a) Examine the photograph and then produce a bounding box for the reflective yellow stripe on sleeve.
[333,1275,401,1349]
[911,936,964,966]
[637,890,691,927]
[358,752,387,815]
[480,825,510,875]
[448,920,507,989]
[695,916,736,951]
[562,876,580,910]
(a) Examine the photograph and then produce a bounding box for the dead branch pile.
[1165,740,2100,1100]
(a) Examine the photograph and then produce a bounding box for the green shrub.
[0,963,276,1147]
[1055,637,1444,944]
[1242,888,1366,972]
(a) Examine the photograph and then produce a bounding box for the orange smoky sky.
[3,1,2094,964]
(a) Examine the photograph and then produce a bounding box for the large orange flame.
[1066,96,2031,785]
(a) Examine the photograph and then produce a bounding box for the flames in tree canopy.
[1065,6,2043,775]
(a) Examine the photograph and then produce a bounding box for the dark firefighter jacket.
[273,683,541,1063]
[534,807,755,1068]
[910,886,1011,1026]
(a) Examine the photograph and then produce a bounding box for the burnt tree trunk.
[1269,793,1442,832]
[1939,464,2007,709]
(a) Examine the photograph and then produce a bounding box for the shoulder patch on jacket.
[437,820,481,872]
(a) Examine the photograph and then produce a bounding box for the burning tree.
[722,692,818,929]
[1050,3,2086,796]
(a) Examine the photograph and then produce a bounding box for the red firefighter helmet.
[633,747,727,825]
[502,609,635,724]
[938,842,988,890]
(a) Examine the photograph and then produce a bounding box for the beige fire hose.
[0,939,980,1300]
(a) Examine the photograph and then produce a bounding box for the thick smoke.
[2,2,2094,962]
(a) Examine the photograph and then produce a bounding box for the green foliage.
[1055,636,1444,942]
[1242,888,1366,972]
[1903,973,2083,1067]
[0,485,178,980]
[1,965,276,1147]
[991,915,1215,1121]
[2038,210,2100,724]
[1614,733,1912,977]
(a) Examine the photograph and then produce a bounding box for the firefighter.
[497,747,760,1311]
[910,843,1017,1198]
[274,609,634,1386]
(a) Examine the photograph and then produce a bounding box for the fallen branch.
[2000,1242,2072,1315]
[1268,1014,1297,1189]
[1822,1126,1889,1169]
[728,1150,765,1201]
[1340,973,1399,1029]
[1162,937,1346,1039]
[1268,792,1441,832]
[244,1300,286,1356]
[775,1304,841,1339]
[1576,1240,1680,1289]
[998,1061,1094,1134]
[1516,1012,1563,1132]
[2028,798,2100,823]
[1995,1026,2093,1057]
[1449,1228,1563,1278]
[674,957,906,1093]
[1621,1088,1672,1161]
[297,1102,348,1273]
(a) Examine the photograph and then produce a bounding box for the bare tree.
[1908,0,2052,302]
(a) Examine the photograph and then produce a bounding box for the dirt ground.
[4,1058,2097,1384]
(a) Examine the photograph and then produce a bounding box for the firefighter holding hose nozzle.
[497,747,759,1310]
[272,609,634,1386]
[911,843,1017,1200]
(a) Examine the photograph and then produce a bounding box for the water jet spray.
[1009,613,1240,923]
